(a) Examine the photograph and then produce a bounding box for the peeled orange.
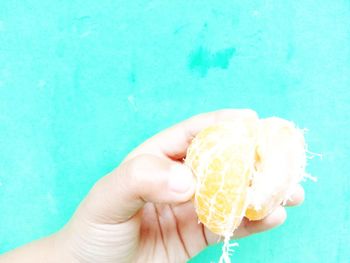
[185,116,307,262]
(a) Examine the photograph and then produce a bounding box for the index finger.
[126,109,258,161]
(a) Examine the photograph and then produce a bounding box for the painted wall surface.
[1,1,349,262]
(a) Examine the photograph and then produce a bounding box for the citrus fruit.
[185,117,307,237]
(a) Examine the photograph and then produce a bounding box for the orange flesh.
[185,121,257,235]
[185,117,306,235]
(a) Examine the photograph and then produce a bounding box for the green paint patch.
[188,46,236,77]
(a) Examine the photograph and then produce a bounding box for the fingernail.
[169,165,195,193]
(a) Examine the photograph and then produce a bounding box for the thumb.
[79,154,196,223]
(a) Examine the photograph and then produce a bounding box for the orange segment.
[245,117,306,221]
[185,120,258,235]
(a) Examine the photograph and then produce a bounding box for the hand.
[57,109,304,263]
[1,109,304,263]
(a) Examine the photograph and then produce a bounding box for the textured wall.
[1,1,349,262]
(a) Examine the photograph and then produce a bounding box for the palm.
[136,201,208,263]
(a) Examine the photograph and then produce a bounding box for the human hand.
[1,109,304,263]
[54,109,304,263]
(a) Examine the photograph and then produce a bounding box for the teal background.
[1,1,349,262]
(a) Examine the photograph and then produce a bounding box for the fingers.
[171,202,209,257]
[126,109,258,161]
[284,184,305,206]
[234,206,287,238]
[79,154,196,224]
[203,206,287,243]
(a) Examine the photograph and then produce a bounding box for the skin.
[0,109,305,263]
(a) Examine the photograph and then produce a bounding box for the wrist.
[51,228,79,263]
[0,232,71,263]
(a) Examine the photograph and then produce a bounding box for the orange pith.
[245,118,306,220]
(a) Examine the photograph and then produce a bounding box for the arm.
[1,235,63,263]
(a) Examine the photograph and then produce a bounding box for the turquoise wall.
[1,1,349,262]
